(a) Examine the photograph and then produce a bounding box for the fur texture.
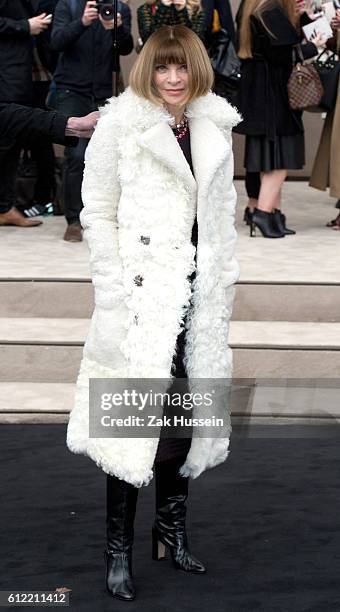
[66,87,241,487]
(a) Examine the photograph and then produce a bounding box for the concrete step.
[1,381,339,424]
[1,317,340,349]
[1,318,340,380]
[230,321,340,350]
[0,317,88,344]
[233,283,340,322]
[1,280,340,322]
[0,382,75,413]
[0,280,94,319]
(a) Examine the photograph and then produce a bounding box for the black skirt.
[244,132,305,172]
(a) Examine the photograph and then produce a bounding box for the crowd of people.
[0,4,339,602]
[0,0,339,239]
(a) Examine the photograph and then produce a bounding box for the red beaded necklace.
[172,118,189,140]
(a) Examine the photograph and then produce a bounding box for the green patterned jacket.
[137,2,207,44]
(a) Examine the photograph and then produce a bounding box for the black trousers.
[155,274,195,464]
[28,82,56,206]
[55,89,105,225]
[0,141,22,213]
[0,85,56,213]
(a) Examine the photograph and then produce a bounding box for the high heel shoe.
[326,212,340,228]
[243,206,253,226]
[151,520,206,573]
[272,209,296,235]
[105,474,139,601]
[250,208,285,238]
[152,457,206,573]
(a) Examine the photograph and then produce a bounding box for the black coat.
[0,0,34,103]
[234,5,318,138]
[0,102,77,163]
[50,0,133,100]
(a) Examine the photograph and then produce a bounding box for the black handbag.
[208,28,242,101]
[307,49,340,112]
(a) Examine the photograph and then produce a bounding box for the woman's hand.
[296,0,324,19]
[173,0,187,10]
[161,0,172,6]
[310,30,327,46]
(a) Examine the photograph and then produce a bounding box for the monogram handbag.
[287,45,324,110]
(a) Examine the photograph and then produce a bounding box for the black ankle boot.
[272,209,296,235]
[243,206,253,225]
[152,457,206,573]
[250,208,285,238]
[105,474,139,601]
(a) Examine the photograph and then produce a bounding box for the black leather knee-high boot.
[104,474,139,601]
[152,457,206,573]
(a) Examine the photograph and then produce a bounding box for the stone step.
[0,317,88,344]
[0,382,339,424]
[1,318,340,380]
[0,280,94,319]
[1,318,340,349]
[1,280,340,322]
[234,283,340,322]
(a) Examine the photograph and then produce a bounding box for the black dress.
[154,126,197,463]
[233,5,318,171]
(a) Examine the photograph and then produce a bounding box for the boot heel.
[152,526,166,560]
[251,209,285,238]
[244,206,253,226]
[250,221,256,237]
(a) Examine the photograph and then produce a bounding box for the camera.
[96,0,122,21]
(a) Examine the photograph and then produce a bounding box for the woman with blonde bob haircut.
[66,25,241,602]
[130,24,213,103]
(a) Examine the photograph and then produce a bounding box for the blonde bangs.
[153,36,186,67]
[129,26,214,105]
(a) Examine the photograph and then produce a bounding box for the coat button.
[140,235,150,245]
[134,274,143,286]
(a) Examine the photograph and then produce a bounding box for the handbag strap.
[317,48,328,62]
[293,44,305,66]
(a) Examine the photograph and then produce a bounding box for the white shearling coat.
[67,86,241,488]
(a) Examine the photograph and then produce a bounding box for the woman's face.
[153,63,189,108]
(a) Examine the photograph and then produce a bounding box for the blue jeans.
[55,89,105,225]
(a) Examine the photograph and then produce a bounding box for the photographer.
[0,0,52,227]
[50,0,133,242]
